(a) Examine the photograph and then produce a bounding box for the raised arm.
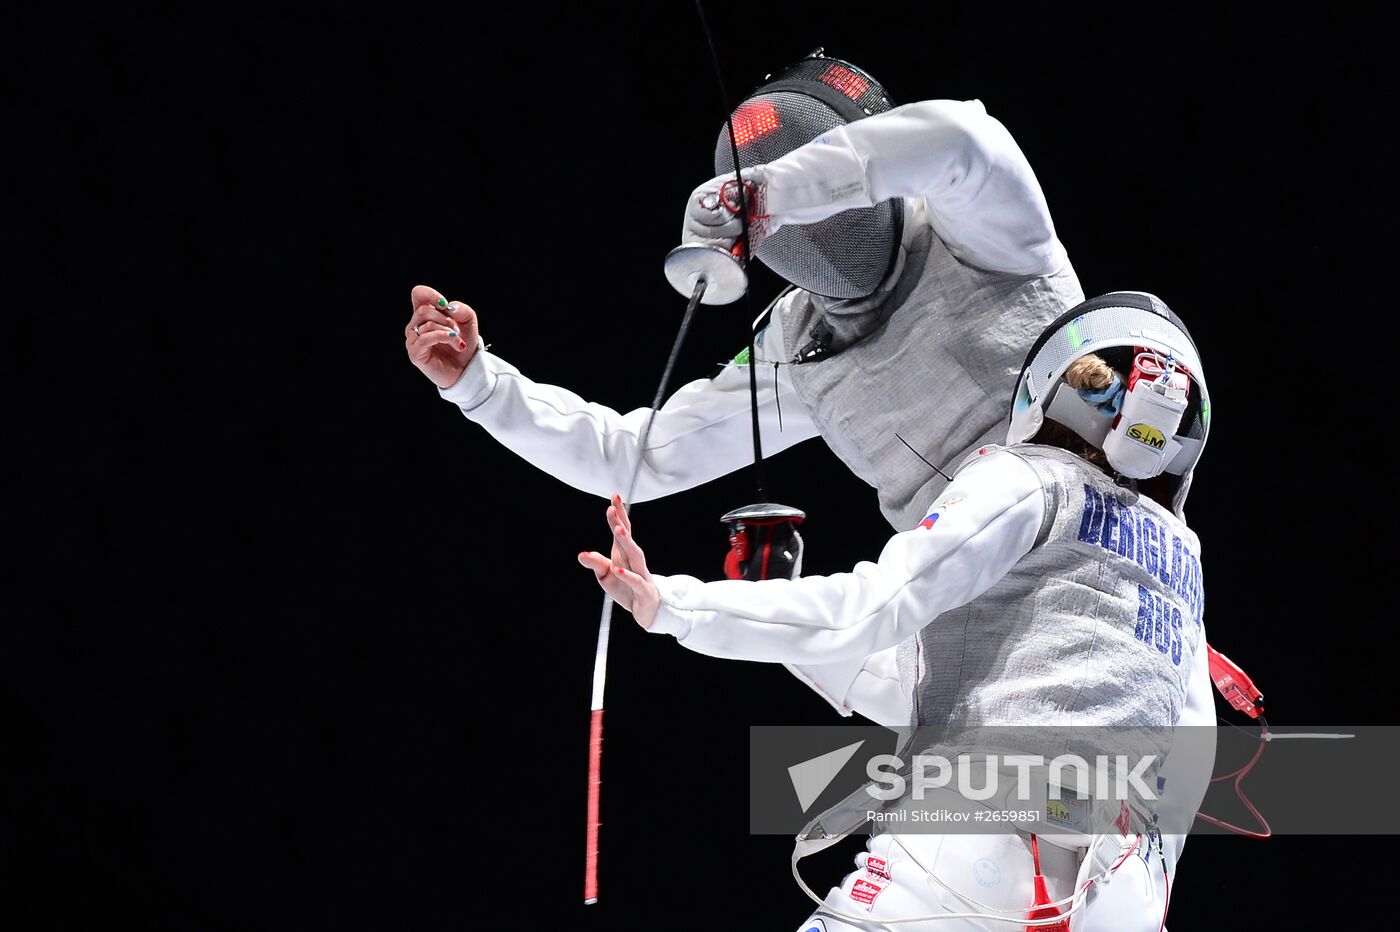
[691,99,1065,277]
[409,285,817,503]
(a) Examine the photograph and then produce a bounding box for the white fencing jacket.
[438,98,1211,740]
[439,99,1058,506]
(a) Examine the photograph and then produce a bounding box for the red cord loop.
[1196,729,1273,839]
[719,178,769,219]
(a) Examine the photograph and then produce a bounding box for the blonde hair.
[1030,352,1121,469]
[1036,352,1177,505]
[1064,355,1117,392]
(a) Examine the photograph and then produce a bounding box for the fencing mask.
[715,51,902,299]
[1006,292,1211,515]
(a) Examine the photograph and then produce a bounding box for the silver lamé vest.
[777,223,1084,531]
[898,445,1206,738]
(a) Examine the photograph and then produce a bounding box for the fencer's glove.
[682,166,777,254]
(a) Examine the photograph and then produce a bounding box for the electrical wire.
[1195,718,1272,839]
[692,0,768,501]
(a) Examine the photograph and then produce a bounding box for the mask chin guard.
[1043,382,1114,448]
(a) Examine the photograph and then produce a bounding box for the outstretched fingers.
[608,493,632,534]
[578,550,611,581]
[610,562,654,604]
[579,551,630,608]
[592,498,659,628]
[609,518,649,577]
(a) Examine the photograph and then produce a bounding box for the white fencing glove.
[681,166,776,253]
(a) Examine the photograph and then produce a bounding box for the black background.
[8,3,1393,928]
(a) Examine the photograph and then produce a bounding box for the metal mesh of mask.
[714,57,900,299]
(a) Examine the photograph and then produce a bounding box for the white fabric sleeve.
[760,99,1065,276]
[646,450,1045,664]
[784,647,908,726]
[436,324,817,503]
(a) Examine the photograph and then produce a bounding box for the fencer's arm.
[646,450,1043,664]
[795,586,1217,735]
[761,99,1064,275]
[785,649,908,726]
[437,325,817,503]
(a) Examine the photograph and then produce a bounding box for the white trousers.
[794,830,1169,932]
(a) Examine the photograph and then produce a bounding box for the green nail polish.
[437,298,447,308]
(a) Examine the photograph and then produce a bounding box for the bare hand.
[404,284,481,389]
[579,493,660,629]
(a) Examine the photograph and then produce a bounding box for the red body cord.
[1195,732,1273,838]
[1025,834,1071,932]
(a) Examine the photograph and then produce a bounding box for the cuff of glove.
[438,339,495,411]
